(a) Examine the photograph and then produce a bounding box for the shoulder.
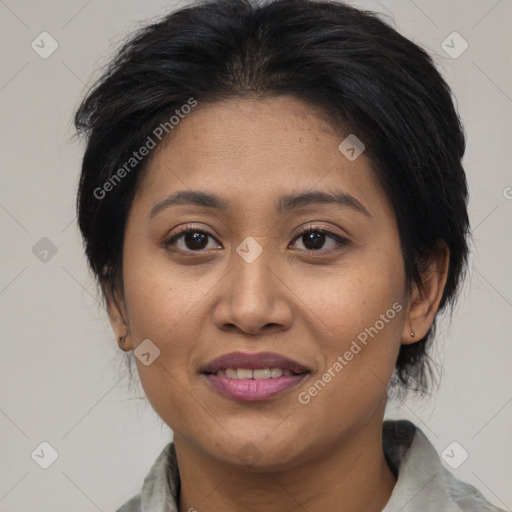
[382,419,507,512]
[115,493,141,512]
[114,441,178,512]
[448,478,509,512]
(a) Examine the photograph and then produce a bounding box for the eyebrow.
[149,189,371,219]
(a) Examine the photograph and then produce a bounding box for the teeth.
[236,368,253,379]
[270,368,283,378]
[215,367,297,379]
[253,368,271,379]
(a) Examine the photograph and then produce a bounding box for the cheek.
[290,280,403,429]
[122,241,214,342]
[122,260,208,428]
[290,251,406,402]
[120,247,202,396]
[293,258,404,343]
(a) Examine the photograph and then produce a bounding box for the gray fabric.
[116,420,506,512]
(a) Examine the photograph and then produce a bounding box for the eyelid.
[289,224,349,252]
[293,223,347,240]
[164,224,221,249]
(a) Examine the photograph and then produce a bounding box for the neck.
[174,414,396,512]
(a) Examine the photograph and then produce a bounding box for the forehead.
[133,96,388,217]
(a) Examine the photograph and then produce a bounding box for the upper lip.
[200,351,311,374]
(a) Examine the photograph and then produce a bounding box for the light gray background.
[1,0,511,510]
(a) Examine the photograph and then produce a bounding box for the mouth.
[200,351,311,401]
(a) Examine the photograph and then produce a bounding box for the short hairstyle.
[74,0,470,394]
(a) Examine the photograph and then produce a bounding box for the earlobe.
[401,241,450,345]
[118,331,129,346]
[102,278,132,350]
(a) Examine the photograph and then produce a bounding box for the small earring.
[119,331,128,344]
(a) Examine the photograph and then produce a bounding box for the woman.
[74,0,505,510]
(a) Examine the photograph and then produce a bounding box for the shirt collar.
[138,442,179,511]
[381,420,461,511]
[134,419,500,512]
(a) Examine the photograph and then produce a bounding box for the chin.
[208,434,306,472]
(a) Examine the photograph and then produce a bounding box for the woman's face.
[115,96,411,469]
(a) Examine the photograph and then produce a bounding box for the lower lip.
[202,373,309,401]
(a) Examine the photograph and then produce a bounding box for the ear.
[102,268,132,350]
[401,240,450,345]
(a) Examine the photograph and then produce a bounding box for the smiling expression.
[110,95,413,470]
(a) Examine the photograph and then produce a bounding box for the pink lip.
[203,373,309,401]
[200,351,311,401]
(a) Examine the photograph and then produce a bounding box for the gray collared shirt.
[116,420,506,512]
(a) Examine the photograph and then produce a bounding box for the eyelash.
[163,224,348,255]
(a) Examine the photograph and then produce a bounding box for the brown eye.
[302,231,327,250]
[181,231,209,250]
[291,227,348,253]
[165,228,221,252]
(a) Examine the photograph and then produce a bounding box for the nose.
[212,248,293,336]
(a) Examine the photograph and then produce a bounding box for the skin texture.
[106,96,449,512]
